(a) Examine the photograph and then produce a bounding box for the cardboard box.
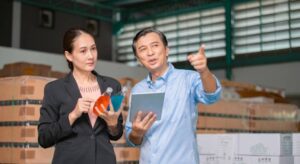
[197,129,227,134]
[0,143,139,163]
[237,133,292,156]
[199,100,299,120]
[233,155,293,164]
[0,75,54,100]
[251,156,293,164]
[198,134,295,164]
[0,147,54,164]
[199,154,225,164]
[197,134,219,155]
[0,62,52,77]
[0,145,139,163]
[197,134,238,155]
[0,105,41,122]
[0,126,38,143]
[197,116,298,132]
[221,80,257,90]
[294,156,300,164]
[239,97,274,103]
[114,147,140,162]
[293,133,300,156]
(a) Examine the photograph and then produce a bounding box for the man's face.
[135,32,169,73]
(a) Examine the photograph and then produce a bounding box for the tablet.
[129,92,165,122]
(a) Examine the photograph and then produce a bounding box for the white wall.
[0,46,147,80]
[213,62,300,96]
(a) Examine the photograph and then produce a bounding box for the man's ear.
[134,55,144,67]
[137,58,144,67]
[64,51,73,62]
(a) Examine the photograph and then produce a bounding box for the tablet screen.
[129,92,165,122]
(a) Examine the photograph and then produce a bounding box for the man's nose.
[148,47,154,56]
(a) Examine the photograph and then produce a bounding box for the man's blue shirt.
[125,63,222,164]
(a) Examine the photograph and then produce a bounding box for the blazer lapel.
[64,72,91,126]
[64,72,81,101]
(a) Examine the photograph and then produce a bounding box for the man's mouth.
[148,59,157,65]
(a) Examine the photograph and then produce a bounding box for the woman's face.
[65,32,97,72]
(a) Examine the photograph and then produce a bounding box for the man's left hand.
[187,44,209,74]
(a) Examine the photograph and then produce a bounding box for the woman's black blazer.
[38,71,123,164]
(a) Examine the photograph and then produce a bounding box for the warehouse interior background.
[0,0,300,163]
[1,0,299,104]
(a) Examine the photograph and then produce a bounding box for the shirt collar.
[146,63,174,86]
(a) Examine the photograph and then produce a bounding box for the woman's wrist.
[68,112,77,125]
[107,123,119,135]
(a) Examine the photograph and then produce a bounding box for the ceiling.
[19,0,224,23]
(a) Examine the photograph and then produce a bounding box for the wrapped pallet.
[0,76,54,163]
[198,99,300,133]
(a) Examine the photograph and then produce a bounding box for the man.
[125,27,222,164]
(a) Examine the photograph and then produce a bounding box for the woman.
[38,27,123,164]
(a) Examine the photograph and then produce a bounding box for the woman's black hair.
[63,27,94,70]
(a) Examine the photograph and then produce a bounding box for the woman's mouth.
[87,62,94,66]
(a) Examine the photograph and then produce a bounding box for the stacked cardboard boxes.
[292,133,300,164]
[198,80,299,133]
[0,76,55,163]
[0,75,140,164]
[197,133,294,164]
[0,62,66,78]
[111,133,140,163]
[198,100,299,132]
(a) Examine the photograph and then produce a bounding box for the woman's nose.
[87,50,93,58]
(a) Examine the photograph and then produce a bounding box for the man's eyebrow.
[138,45,146,49]
[151,41,159,44]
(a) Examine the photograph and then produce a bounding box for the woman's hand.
[69,97,94,125]
[99,101,123,135]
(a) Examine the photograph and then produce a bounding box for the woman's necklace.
[78,84,100,93]
[73,72,99,93]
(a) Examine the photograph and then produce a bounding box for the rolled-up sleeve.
[193,74,222,104]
